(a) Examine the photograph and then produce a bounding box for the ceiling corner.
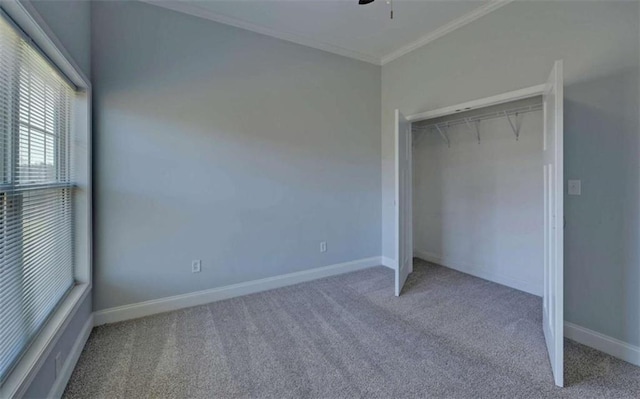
[140,0,382,65]
[380,0,514,66]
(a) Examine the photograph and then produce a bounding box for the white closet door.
[395,109,412,296]
[543,60,564,387]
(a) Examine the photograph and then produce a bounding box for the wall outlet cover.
[568,179,581,196]
[192,260,201,273]
[54,352,62,378]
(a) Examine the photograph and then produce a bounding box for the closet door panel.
[542,60,564,388]
[395,109,412,296]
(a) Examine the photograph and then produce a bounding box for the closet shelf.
[412,103,543,145]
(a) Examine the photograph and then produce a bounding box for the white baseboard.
[414,249,542,297]
[48,314,94,399]
[82,257,640,383]
[417,250,639,366]
[94,257,382,326]
[381,256,396,269]
[564,322,640,367]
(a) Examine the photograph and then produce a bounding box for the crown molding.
[380,0,514,65]
[141,0,513,67]
[140,0,381,65]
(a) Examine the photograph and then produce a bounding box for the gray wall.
[91,1,381,311]
[382,0,640,346]
[22,1,92,398]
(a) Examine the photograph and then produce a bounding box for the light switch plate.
[191,260,201,273]
[568,180,581,196]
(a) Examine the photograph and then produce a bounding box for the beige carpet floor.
[63,259,640,398]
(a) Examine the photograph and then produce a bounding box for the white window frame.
[0,1,91,398]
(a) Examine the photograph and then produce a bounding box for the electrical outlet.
[54,352,62,379]
[320,241,327,253]
[568,179,581,196]
[191,260,201,273]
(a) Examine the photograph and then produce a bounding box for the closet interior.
[411,97,544,296]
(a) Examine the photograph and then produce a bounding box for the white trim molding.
[0,2,93,397]
[565,322,640,367]
[407,84,546,122]
[380,0,513,65]
[381,256,396,270]
[2,0,90,88]
[141,0,513,66]
[2,285,90,399]
[48,315,94,399]
[415,250,542,297]
[140,0,379,65]
[415,250,640,366]
[94,257,383,326]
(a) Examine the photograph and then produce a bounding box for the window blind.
[0,13,74,382]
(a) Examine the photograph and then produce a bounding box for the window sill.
[0,282,91,399]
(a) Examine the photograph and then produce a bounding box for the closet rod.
[412,103,542,133]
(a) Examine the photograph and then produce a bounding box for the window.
[0,14,75,382]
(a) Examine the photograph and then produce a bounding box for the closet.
[392,60,565,387]
[412,97,544,297]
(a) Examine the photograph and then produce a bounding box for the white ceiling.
[145,0,511,65]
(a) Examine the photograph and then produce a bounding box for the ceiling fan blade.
[358,0,375,4]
